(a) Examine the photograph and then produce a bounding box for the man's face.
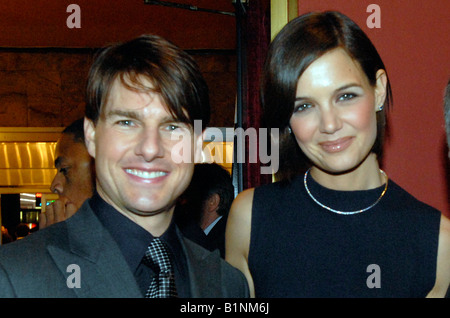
[50,134,94,209]
[85,78,203,220]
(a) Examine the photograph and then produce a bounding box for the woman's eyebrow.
[295,83,362,101]
[335,83,361,92]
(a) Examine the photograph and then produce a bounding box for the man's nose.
[135,127,165,161]
[50,173,64,195]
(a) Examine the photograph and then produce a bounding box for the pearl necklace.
[303,168,389,215]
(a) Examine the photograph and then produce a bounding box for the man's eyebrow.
[104,109,141,119]
[54,156,62,168]
[105,108,184,124]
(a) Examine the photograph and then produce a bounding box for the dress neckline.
[302,172,388,215]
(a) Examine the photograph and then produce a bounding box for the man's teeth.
[125,169,167,179]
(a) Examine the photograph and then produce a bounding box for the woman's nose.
[319,106,342,134]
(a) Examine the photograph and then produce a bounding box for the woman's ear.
[374,69,387,111]
[84,117,97,158]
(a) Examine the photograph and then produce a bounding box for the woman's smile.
[319,136,354,153]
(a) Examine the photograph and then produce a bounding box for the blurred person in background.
[39,118,95,229]
[175,163,234,258]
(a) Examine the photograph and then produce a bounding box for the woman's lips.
[319,137,354,153]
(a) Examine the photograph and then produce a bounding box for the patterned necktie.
[142,237,177,298]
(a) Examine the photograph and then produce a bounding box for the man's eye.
[165,123,185,132]
[59,167,68,176]
[117,120,134,126]
[163,123,192,136]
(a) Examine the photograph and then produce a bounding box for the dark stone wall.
[0,49,236,128]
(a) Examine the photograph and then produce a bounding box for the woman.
[226,11,450,297]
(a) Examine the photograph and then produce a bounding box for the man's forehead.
[55,135,89,163]
[103,79,163,113]
[104,82,192,123]
[57,134,81,151]
[99,76,195,128]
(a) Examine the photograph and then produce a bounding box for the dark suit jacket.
[0,202,249,298]
[206,214,228,258]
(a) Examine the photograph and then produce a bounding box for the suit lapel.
[47,203,142,298]
[177,229,223,298]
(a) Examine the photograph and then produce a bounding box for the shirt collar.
[204,215,223,235]
[88,192,179,273]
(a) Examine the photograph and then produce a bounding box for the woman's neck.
[309,154,385,191]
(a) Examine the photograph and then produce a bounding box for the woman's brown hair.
[261,11,392,181]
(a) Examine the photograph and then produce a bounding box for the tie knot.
[143,238,172,273]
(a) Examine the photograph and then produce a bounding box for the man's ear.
[84,117,96,159]
[193,130,205,164]
[206,193,220,213]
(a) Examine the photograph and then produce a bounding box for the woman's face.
[290,48,386,174]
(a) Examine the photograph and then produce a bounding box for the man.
[0,35,248,298]
[176,163,234,258]
[39,118,95,229]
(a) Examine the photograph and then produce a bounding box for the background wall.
[0,0,236,49]
[297,0,449,215]
[0,1,237,128]
[0,49,236,128]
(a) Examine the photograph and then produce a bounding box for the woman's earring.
[378,104,384,111]
[287,127,292,134]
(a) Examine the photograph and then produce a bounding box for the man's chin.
[127,198,176,217]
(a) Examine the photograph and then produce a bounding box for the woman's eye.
[294,103,312,113]
[339,93,356,101]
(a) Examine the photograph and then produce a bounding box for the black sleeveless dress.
[249,172,441,297]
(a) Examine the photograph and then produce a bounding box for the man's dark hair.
[178,163,234,222]
[85,34,210,130]
[62,118,85,144]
